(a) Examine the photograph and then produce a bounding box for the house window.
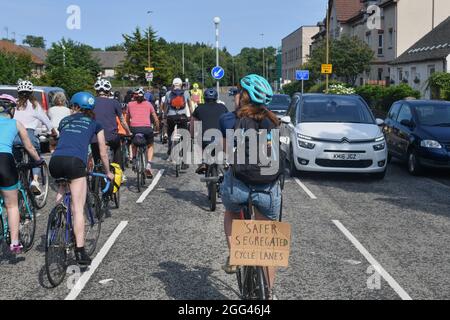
[388,29,394,48]
[366,33,372,46]
[398,68,403,82]
[378,34,384,55]
[428,65,436,76]
[378,68,383,81]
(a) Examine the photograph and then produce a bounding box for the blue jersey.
[0,118,18,154]
[53,113,103,166]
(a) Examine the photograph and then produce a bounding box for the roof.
[0,40,45,65]
[91,51,126,69]
[331,0,364,22]
[391,17,450,65]
[20,46,47,62]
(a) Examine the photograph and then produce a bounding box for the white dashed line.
[65,221,128,300]
[294,178,317,199]
[136,170,165,204]
[333,220,413,300]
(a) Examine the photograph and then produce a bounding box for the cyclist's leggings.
[49,156,86,180]
[0,153,19,191]
[91,135,122,168]
[167,115,189,149]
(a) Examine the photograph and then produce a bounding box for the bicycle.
[90,161,119,214]
[171,123,189,178]
[44,173,109,287]
[13,145,50,210]
[0,162,41,253]
[201,163,224,212]
[120,136,131,170]
[132,134,148,192]
[235,186,283,300]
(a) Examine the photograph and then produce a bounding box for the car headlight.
[375,136,385,142]
[373,143,386,151]
[420,140,442,149]
[298,140,316,149]
[297,133,313,140]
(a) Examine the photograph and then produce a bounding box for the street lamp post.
[214,17,221,98]
[147,11,153,86]
[261,33,265,78]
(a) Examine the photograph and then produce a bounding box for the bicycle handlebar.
[89,172,111,194]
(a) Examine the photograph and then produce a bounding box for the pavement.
[1,96,450,300]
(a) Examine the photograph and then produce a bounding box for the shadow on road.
[163,188,217,212]
[152,261,237,300]
[0,244,26,265]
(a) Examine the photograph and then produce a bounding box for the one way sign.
[211,66,225,80]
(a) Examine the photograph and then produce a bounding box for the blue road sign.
[211,66,225,80]
[296,70,310,81]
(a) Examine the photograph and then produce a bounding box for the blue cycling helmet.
[70,92,96,110]
[204,88,218,101]
[240,74,273,106]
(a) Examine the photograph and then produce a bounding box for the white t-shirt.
[48,106,71,129]
[14,101,54,131]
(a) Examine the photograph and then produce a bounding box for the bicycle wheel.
[140,150,146,187]
[18,191,36,252]
[32,162,50,209]
[0,214,4,245]
[136,150,142,192]
[113,188,120,209]
[237,266,257,300]
[45,205,68,287]
[256,267,269,300]
[208,166,218,212]
[84,192,101,256]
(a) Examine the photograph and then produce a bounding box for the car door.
[395,104,414,159]
[384,102,402,156]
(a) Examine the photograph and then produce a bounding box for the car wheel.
[289,145,298,178]
[407,149,423,176]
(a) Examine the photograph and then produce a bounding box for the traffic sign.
[211,66,225,80]
[145,67,155,72]
[296,70,309,81]
[321,64,333,74]
[145,72,154,81]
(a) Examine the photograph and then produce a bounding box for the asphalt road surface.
[1,98,449,300]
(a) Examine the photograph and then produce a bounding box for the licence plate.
[331,153,360,160]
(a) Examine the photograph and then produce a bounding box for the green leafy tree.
[428,72,450,100]
[105,44,125,51]
[0,51,33,84]
[22,35,46,48]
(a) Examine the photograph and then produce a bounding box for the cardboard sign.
[321,64,333,74]
[230,220,291,268]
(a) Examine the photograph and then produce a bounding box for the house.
[91,51,126,79]
[0,40,46,77]
[281,26,320,82]
[311,0,450,86]
[390,17,450,98]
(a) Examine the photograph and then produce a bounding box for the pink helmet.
[0,94,17,104]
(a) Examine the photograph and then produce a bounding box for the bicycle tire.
[140,150,146,187]
[45,205,68,287]
[113,188,120,209]
[256,267,268,300]
[208,166,218,212]
[84,192,101,256]
[19,191,36,252]
[136,150,142,192]
[31,162,50,209]
[0,214,4,245]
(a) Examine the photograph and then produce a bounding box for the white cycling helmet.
[134,87,145,96]
[17,80,34,93]
[94,78,112,92]
[172,78,183,86]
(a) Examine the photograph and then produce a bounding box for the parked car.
[267,94,291,118]
[0,85,68,152]
[281,93,387,179]
[384,100,450,175]
[228,87,239,96]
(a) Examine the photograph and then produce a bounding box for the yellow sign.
[230,220,291,268]
[321,64,333,74]
[145,67,155,72]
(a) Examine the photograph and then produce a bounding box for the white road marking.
[99,279,114,285]
[136,170,165,204]
[65,221,128,301]
[294,178,317,199]
[332,220,413,300]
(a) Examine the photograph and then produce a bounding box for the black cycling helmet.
[204,88,218,101]
[114,91,121,101]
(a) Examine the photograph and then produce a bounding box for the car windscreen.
[415,104,450,126]
[0,89,43,106]
[298,96,375,124]
[268,95,291,109]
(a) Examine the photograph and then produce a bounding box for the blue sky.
[2,0,327,55]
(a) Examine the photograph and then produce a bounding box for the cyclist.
[13,80,57,195]
[92,78,132,170]
[156,86,169,144]
[191,88,228,174]
[144,88,154,104]
[116,103,131,178]
[48,92,71,153]
[49,92,114,265]
[162,78,193,156]
[219,74,282,299]
[128,87,160,178]
[0,94,41,254]
[190,83,204,110]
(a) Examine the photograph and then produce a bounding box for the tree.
[23,35,46,48]
[0,51,33,84]
[40,66,95,97]
[105,44,125,51]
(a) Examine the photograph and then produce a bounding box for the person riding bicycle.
[92,78,132,170]
[219,74,282,299]
[0,94,41,254]
[13,80,57,195]
[190,83,204,110]
[162,78,193,157]
[157,86,169,144]
[128,87,160,179]
[190,88,228,175]
[49,92,114,265]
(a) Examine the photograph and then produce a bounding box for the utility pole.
[147,11,153,86]
[326,2,330,94]
[214,17,221,98]
[261,33,265,78]
[182,43,185,77]
[201,50,205,89]
[4,27,9,40]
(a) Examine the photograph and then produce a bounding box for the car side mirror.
[281,116,291,124]
[400,119,415,128]
[376,118,385,126]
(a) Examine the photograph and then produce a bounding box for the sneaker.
[30,180,42,195]
[9,243,24,255]
[145,168,154,179]
[75,247,92,266]
[222,257,237,274]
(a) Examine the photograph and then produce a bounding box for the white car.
[280,94,388,179]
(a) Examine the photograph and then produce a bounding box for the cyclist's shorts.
[0,153,19,191]
[131,127,154,145]
[220,169,281,221]
[49,156,87,180]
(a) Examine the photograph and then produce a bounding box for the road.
[1,96,450,300]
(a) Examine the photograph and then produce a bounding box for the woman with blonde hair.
[48,92,71,152]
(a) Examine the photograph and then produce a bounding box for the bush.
[328,84,356,95]
[428,72,450,100]
[308,81,348,93]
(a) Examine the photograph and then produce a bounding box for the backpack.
[232,117,285,186]
[169,90,186,110]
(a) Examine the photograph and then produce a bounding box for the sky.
[1,0,327,55]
